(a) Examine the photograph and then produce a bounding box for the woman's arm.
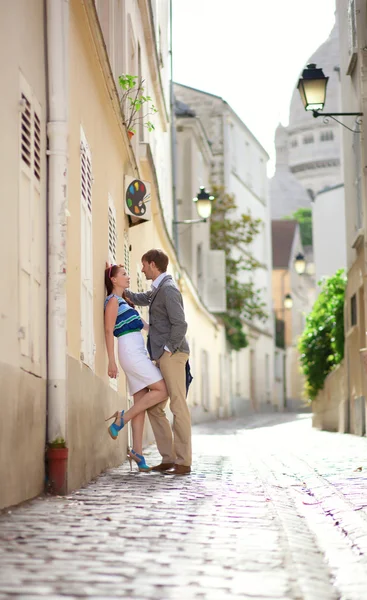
[104,298,119,378]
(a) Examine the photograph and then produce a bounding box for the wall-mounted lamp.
[284,293,293,309]
[294,252,306,275]
[297,64,363,132]
[173,186,215,224]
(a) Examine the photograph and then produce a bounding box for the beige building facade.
[0,0,232,510]
[335,0,367,436]
[0,0,48,510]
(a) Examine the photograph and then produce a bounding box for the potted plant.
[118,74,158,139]
[46,437,68,495]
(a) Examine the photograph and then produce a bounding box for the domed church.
[270,20,343,219]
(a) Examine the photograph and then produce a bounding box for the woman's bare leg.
[130,389,147,455]
[123,380,168,426]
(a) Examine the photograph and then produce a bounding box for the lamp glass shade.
[294,253,306,275]
[284,294,293,309]
[193,187,214,220]
[196,198,212,219]
[297,64,328,111]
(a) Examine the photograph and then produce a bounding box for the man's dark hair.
[142,248,169,273]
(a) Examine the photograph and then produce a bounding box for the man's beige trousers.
[148,351,192,466]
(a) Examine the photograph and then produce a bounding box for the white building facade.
[174,83,275,413]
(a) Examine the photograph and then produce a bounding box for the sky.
[172,0,336,175]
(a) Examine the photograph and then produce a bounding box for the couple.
[104,248,192,475]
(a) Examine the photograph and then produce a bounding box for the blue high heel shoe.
[105,410,125,439]
[128,449,151,472]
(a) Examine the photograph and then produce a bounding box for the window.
[108,196,117,263]
[351,294,357,327]
[303,134,314,144]
[290,138,298,148]
[320,130,334,142]
[80,128,94,369]
[18,74,43,372]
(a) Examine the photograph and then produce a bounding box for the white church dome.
[270,124,311,219]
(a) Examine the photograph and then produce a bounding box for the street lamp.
[173,186,215,224]
[294,252,306,275]
[193,186,215,220]
[297,63,363,132]
[297,63,328,112]
[284,293,293,310]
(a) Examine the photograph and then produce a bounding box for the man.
[126,248,192,475]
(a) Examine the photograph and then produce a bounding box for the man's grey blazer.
[126,274,190,361]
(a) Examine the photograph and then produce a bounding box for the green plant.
[284,208,313,247]
[118,74,158,134]
[48,437,66,449]
[210,185,268,350]
[298,269,346,401]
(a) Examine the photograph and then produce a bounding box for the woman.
[104,263,168,472]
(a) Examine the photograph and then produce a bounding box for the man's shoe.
[164,465,191,475]
[150,462,175,472]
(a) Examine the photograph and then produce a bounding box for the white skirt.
[118,332,163,396]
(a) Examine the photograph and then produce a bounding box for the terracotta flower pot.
[127,130,134,140]
[46,446,68,495]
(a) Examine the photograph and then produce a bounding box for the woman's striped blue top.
[104,294,144,337]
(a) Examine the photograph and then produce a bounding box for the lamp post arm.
[173,218,207,224]
[312,111,363,132]
[312,111,363,117]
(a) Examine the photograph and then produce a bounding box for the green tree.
[210,186,268,350]
[298,269,346,401]
[284,208,313,246]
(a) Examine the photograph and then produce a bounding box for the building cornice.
[290,158,340,173]
[176,116,213,164]
[174,82,269,160]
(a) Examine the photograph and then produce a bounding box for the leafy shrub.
[298,269,346,401]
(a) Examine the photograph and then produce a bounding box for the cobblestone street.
[1,413,367,600]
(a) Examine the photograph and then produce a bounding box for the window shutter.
[18,75,43,373]
[108,195,117,263]
[124,231,130,275]
[80,128,94,369]
[107,195,118,390]
[347,0,358,75]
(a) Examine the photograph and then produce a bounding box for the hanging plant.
[118,74,158,138]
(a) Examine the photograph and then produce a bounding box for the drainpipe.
[46,0,69,494]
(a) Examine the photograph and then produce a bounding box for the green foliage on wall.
[298,269,346,401]
[284,208,313,246]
